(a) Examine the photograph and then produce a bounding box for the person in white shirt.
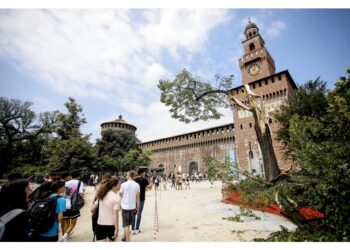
[119,171,140,242]
[61,170,84,242]
[92,177,121,241]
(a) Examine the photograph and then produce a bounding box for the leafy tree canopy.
[96,129,139,159]
[45,97,95,173]
[56,97,86,139]
[240,68,350,241]
[0,97,58,177]
[158,68,233,123]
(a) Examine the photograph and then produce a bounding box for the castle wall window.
[272,77,275,83]
[240,124,243,129]
[278,74,282,81]
[249,43,255,51]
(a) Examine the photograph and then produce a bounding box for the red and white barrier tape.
[153,187,159,240]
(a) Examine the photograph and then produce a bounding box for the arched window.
[249,43,255,51]
[249,32,252,37]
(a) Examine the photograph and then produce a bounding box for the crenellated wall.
[139,124,235,174]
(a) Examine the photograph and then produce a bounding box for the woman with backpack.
[0,179,32,241]
[29,180,66,242]
[91,177,121,242]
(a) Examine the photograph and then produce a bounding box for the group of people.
[91,168,153,242]
[0,171,84,242]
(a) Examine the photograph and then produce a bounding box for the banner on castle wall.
[229,149,236,174]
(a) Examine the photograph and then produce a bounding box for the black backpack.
[28,196,59,234]
[71,181,85,211]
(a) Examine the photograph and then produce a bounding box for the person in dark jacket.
[0,179,32,241]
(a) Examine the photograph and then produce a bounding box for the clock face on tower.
[248,62,261,76]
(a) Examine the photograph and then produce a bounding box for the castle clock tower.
[239,20,276,84]
[232,20,298,177]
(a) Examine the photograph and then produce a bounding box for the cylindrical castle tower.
[100,115,137,134]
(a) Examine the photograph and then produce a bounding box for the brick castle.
[102,21,297,176]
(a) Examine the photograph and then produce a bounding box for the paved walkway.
[69,180,296,242]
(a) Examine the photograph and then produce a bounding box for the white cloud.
[266,20,286,38]
[121,99,145,115]
[0,9,233,142]
[0,9,229,100]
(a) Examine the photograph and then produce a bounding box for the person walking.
[30,180,66,242]
[119,171,140,242]
[171,173,176,189]
[61,170,85,242]
[0,179,32,241]
[92,172,112,204]
[131,169,153,235]
[92,177,121,242]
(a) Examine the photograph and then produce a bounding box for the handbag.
[71,181,85,211]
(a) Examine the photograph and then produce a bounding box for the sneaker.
[131,230,136,235]
[62,234,68,242]
[136,229,141,234]
[121,237,126,242]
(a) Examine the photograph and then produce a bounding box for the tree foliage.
[95,129,151,172]
[203,156,233,187]
[56,97,86,139]
[45,98,95,173]
[158,69,231,123]
[96,129,139,159]
[46,131,96,173]
[0,97,58,177]
[242,69,350,241]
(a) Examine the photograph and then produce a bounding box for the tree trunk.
[255,123,280,182]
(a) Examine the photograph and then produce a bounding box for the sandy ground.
[68,180,296,242]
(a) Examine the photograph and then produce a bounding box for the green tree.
[275,78,329,160]
[253,69,350,241]
[121,149,151,172]
[56,97,86,139]
[96,129,139,159]
[46,98,95,173]
[0,97,58,177]
[203,156,232,188]
[47,131,95,173]
[158,69,280,182]
[95,129,151,172]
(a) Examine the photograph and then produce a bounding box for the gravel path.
[67,180,296,242]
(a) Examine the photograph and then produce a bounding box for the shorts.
[122,209,136,228]
[62,209,80,220]
[96,224,116,241]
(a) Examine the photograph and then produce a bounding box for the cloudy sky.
[1,8,349,143]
